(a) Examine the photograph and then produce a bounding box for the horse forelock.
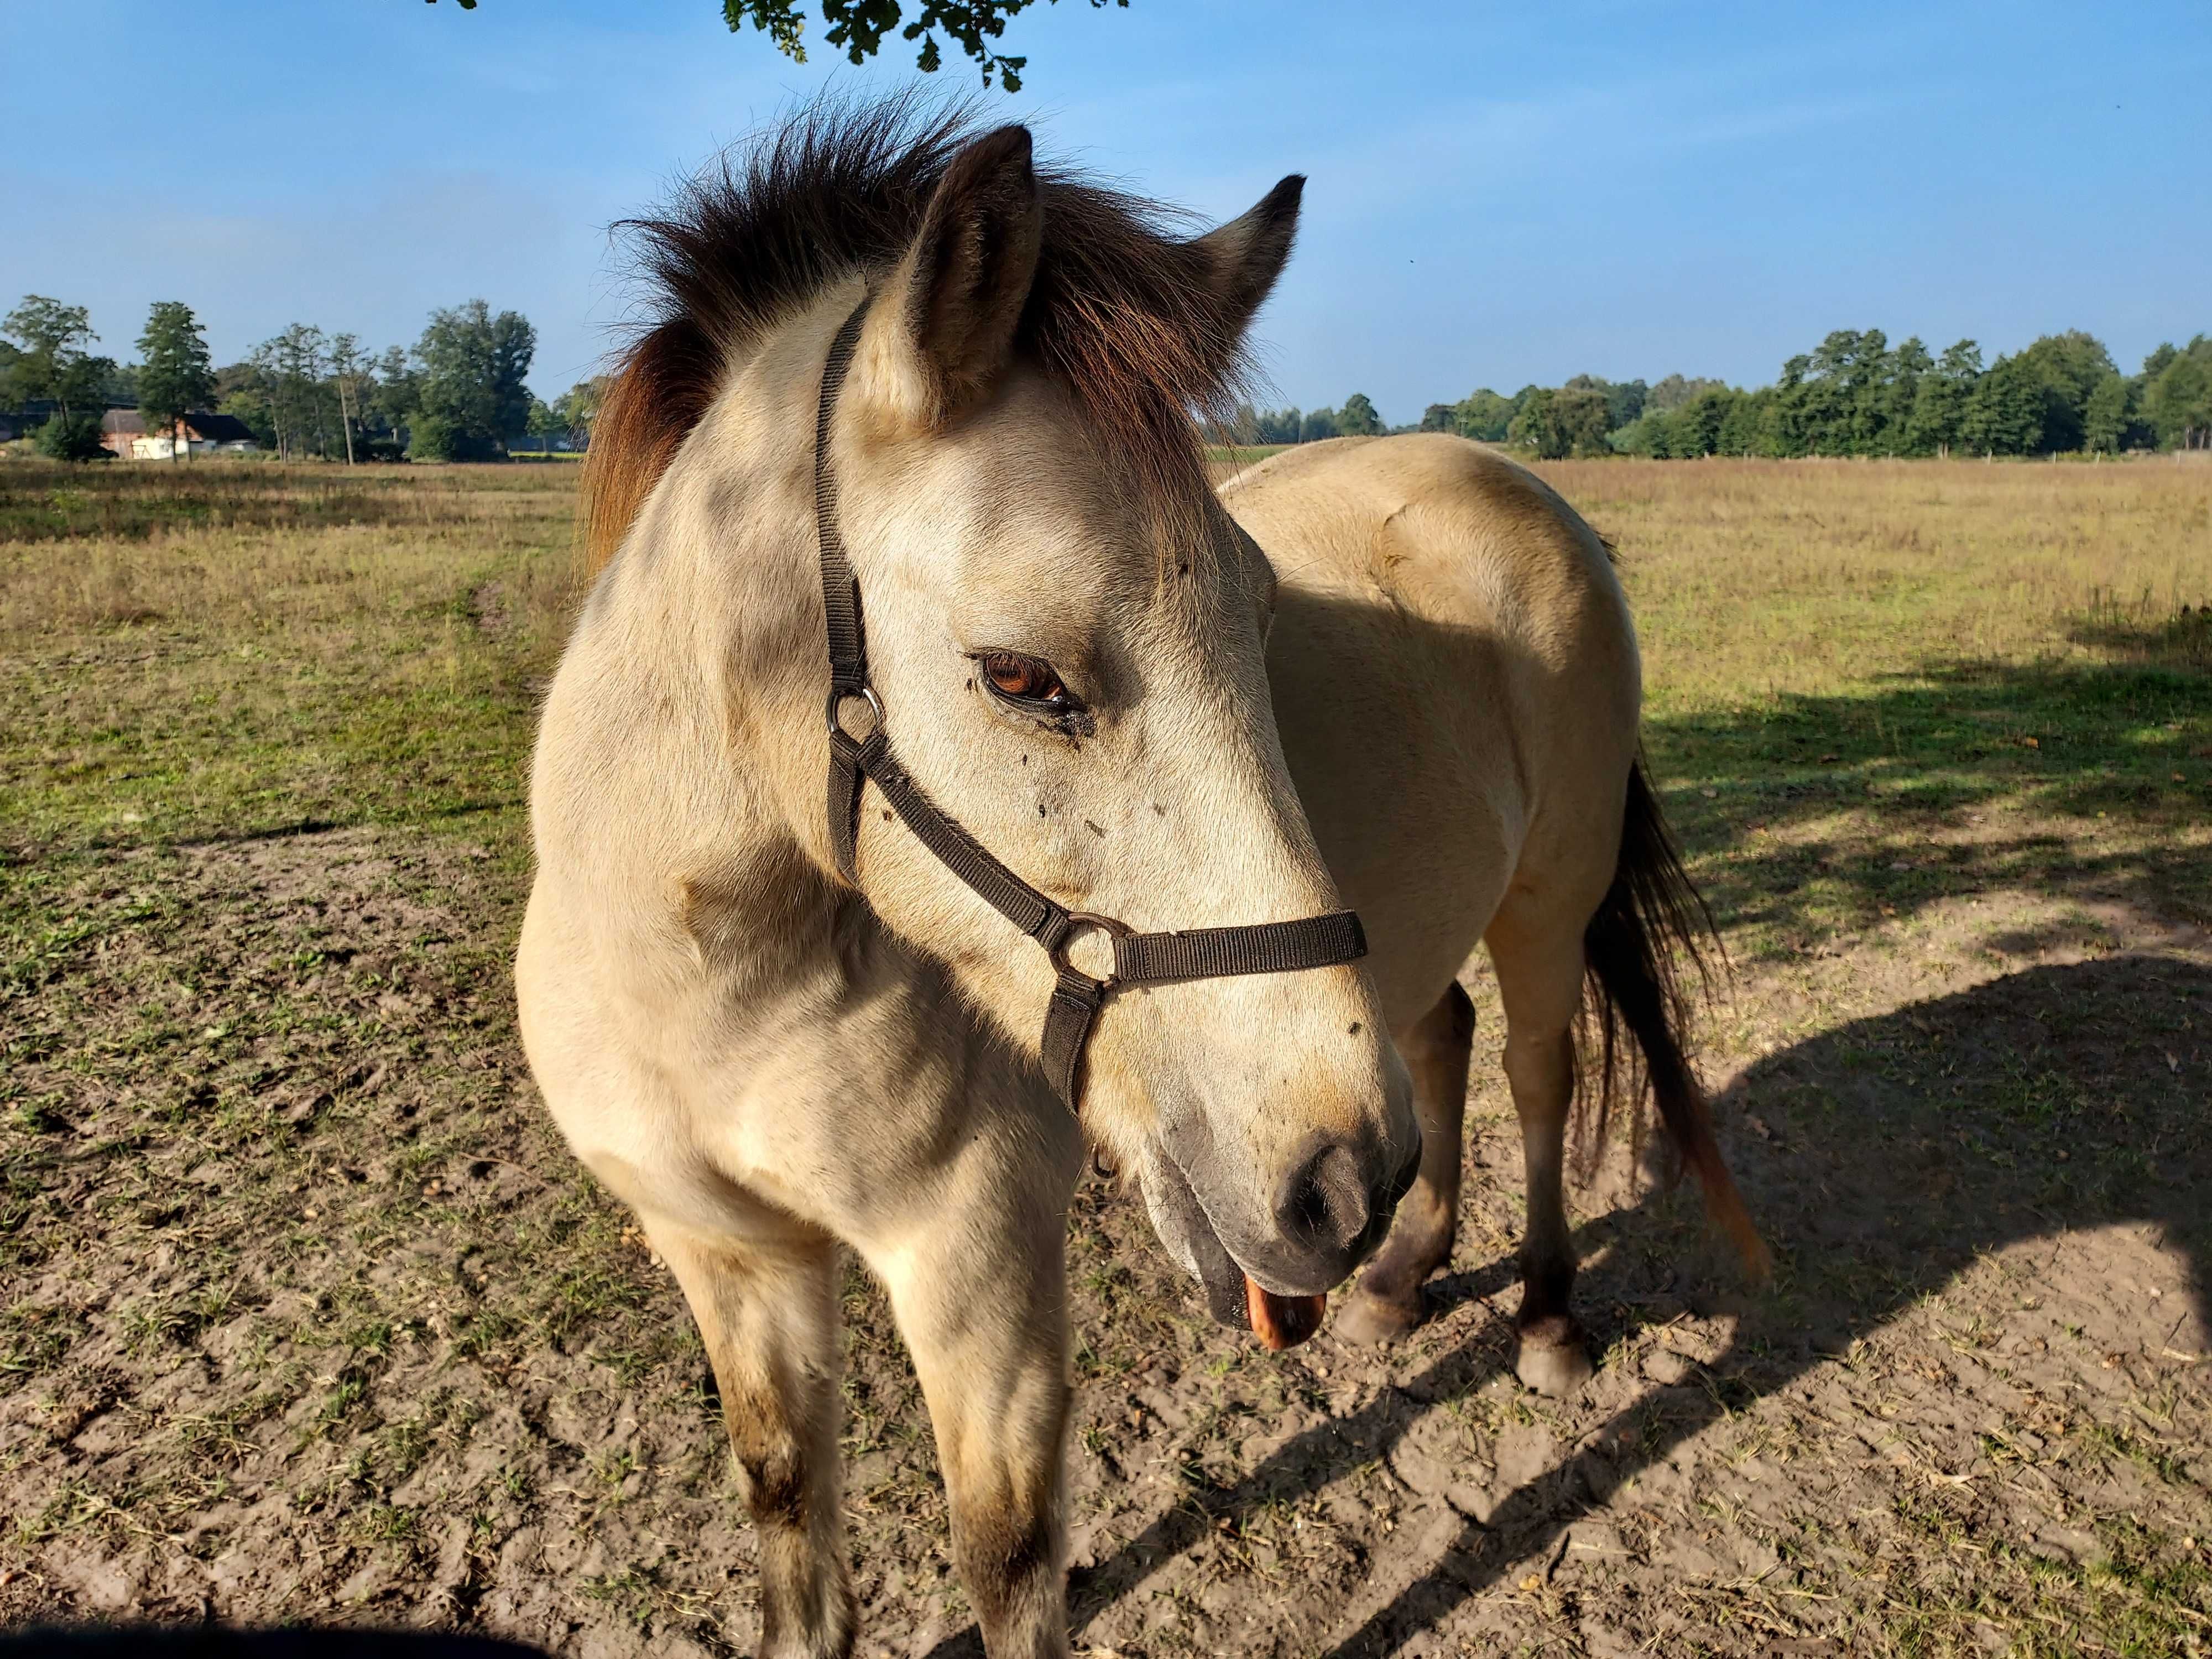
[579,91,1256,578]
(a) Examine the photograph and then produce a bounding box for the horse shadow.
[1053,951,2211,1653]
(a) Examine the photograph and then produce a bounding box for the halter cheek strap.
[814,295,1368,1108]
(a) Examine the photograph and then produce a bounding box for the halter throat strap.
[813,295,1367,1108]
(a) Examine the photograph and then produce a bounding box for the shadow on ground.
[2067,598,2212,675]
[0,1632,544,1657]
[1030,952,2211,1653]
[1644,658,2212,945]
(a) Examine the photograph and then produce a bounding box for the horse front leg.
[867,1195,1072,1659]
[1338,980,1475,1342]
[645,1220,853,1659]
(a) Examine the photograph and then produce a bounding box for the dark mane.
[583,93,1259,571]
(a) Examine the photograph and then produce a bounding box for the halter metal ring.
[826,684,885,738]
[1050,911,1129,988]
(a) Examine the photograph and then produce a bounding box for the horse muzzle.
[1138,1124,1420,1349]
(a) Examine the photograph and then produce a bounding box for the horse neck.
[539,306,858,999]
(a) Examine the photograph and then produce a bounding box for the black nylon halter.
[815,296,1368,1107]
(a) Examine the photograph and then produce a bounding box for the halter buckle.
[1048,910,1129,989]
[826,684,884,738]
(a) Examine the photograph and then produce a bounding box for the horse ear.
[864,124,1044,431]
[1190,175,1303,341]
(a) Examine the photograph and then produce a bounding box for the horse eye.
[980,652,1071,706]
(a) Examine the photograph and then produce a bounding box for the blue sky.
[5,2,2206,422]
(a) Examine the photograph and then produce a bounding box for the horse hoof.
[1334,1285,1424,1345]
[1514,1330,1594,1398]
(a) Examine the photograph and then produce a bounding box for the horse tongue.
[1244,1274,1327,1350]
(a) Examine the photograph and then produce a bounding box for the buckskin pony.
[517,96,1764,1659]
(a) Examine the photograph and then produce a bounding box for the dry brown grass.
[1,460,578,644]
[1532,456,2211,708]
[1,459,578,852]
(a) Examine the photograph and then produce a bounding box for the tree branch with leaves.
[428,0,1127,89]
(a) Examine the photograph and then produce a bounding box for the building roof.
[100,408,256,444]
[187,411,255,443]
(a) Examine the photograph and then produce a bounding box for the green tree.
[1298,406,1339,443]
[1570,374,1645,429]
[135,301,217,463]
[1451,389,1514,442]
[1717,387,1768,456]
[214,356,277,450]
[1506,385,1610,458]
[412,300,536,461]
[1606,411,1676,457]
[249,325,336,460]
[1676,387,1743,457]
[3,296,101,421]
[1506,389,1554,456]
[718,0,1126,90]
[1961,353,2044,456]
[2014,330,2116,453]
[367,345,419,453]
[1337,392,1383,436]
[552,376,609,446]
[34,411,108,462]
[329,332,371,465]
[2081,372,2131,455]
[1616,387,1747,458]
[1553,384,1614,455]
[1547,374,1642,432]
[1757,353,1803,456]
[518,396,563,453]
[1785,328,1893,455]
[1905,340,1981,457]
[2145,343,2212,451]
[1645,373,1725,414]
[430,0,1129,90]
[1877,336,1932,453]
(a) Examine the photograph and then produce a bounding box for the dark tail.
[1579,757,1772,1281]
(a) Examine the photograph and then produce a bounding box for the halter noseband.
[814,296,1368,1108]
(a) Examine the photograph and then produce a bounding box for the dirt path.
[2,826,2206,1656]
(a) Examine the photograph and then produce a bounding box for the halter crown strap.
[816,300,872,699]
[813,295,1366,1108]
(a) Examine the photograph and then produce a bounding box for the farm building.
[100,408,260,459]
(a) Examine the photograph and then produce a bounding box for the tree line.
[1,295,610,463]
[1227,392,1389,445]
[15,293,2207,468]
[1418,329,2212,461]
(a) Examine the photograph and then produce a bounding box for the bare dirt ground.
[3,823,2205,1657]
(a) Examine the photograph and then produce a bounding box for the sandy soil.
[2,825,2206,1656]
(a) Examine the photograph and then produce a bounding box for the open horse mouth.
[1136,1140,1387,1351]
[1244,1276,1329,1350]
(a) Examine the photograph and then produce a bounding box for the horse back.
[1224,435,1643,1022]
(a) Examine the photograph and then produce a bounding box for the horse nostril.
[1276,1141,1371,1256]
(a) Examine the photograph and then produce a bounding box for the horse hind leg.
[1486,898,1599,1399]
[1337,980,1475,1344]
[645,1220,853,1659]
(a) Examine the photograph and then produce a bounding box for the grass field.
[2,451,2208,1656]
